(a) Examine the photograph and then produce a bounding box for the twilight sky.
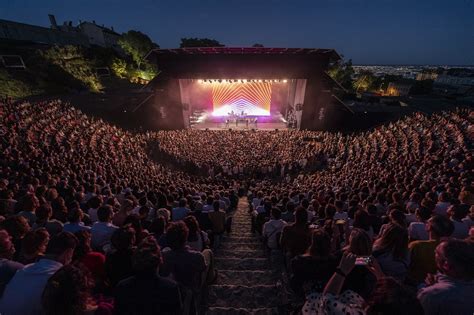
[1,0,473,65]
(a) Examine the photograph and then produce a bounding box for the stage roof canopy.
[146,47,341,80]
[150,47,340,58]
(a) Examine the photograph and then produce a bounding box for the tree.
[327,59,355,91]
[353,70,377,92]
[252,43,264,47]
[179,38,225,48]
[118,30,159,67]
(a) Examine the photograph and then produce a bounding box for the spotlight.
[283,79,288,83]
[258,79,262,83]
[198,79,203,83]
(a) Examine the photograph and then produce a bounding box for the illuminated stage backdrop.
[211,82,272,116]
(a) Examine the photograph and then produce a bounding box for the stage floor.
[191,121,288,130]
[189,110,289,130]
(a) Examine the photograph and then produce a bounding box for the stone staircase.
[207,198,284,315]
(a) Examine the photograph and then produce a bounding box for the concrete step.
[220,242,264,251]
[217,270,280,286]
[206,307,279,315]
[222,237,260,244]
[214,257,269,270]
[208,285,281,308]
[215,250,267,259]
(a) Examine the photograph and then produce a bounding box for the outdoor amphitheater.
[0,15,473,315]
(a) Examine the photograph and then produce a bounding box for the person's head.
[373,223,408,260]
[88,196,101,209]
[459,190,474,205]
[149,216,166,237]
[447,204,469,221]
[42,264,92,315]
[212,200,220,212]
[388,209,406,227]
[21,193,40,212]
[35,204,53,222]
[353,210,370,231]
[1,215,30,240]
[415,206,432,222]
[366,204,378,216]
[435,239,474,281]
[183,215,201,237]
[0,229,16,259]
[73,230,91,260]
[132,237,162,276]
[271,207,282,220]
[165,221,189,250]
[438,191,451,203]
[294,206,308,225]
[324,205,336,219]
[335,200,344,212]
[45,232,78,265]
[97,205,113,223]
[427,215,454,239]
[67,208,83,223]
[120,198,134,213]
[156,208,170,223]
[366,277,424,315]
[307,229,331,257]
[111,226,136,251]
[178,198,187,208]
[347,228,372,256]
[21,228,50,260]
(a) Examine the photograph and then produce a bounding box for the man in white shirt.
[448,205,470,239]
[408,206,431,241]
[263,208,287,250]
[434,192,451,216]
[0,232,77,315]
[333,200,348,221]
[91,205,118,250]
[87,195,102,223]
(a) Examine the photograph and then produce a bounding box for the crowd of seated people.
[0,99,473,314]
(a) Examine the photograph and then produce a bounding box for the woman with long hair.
[42,264,113,315]
[290,229,337,297]
[373,223,410,281]
[18,228,49,264]
[183,215,209,252]
[339,228,377,299]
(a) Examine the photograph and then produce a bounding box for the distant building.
[386,82,412,96]
[0,15,121,51]
[78,21,121,50]
[0,18,89,46]
[435,75,474,87]
[416,72,438,81]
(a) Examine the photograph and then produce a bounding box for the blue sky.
[1,0,473,65]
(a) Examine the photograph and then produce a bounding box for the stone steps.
[217,270,280,286]
[208,285,281,308]
[220,242,263,251]
[214,258,269,270]
[206,307,279,315]
[207,197,284,314]
[215,250,267,259]
[221,237,261,244]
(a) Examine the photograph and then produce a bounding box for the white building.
[78,21,121,51]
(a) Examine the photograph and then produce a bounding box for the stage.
[189,110,289,130]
